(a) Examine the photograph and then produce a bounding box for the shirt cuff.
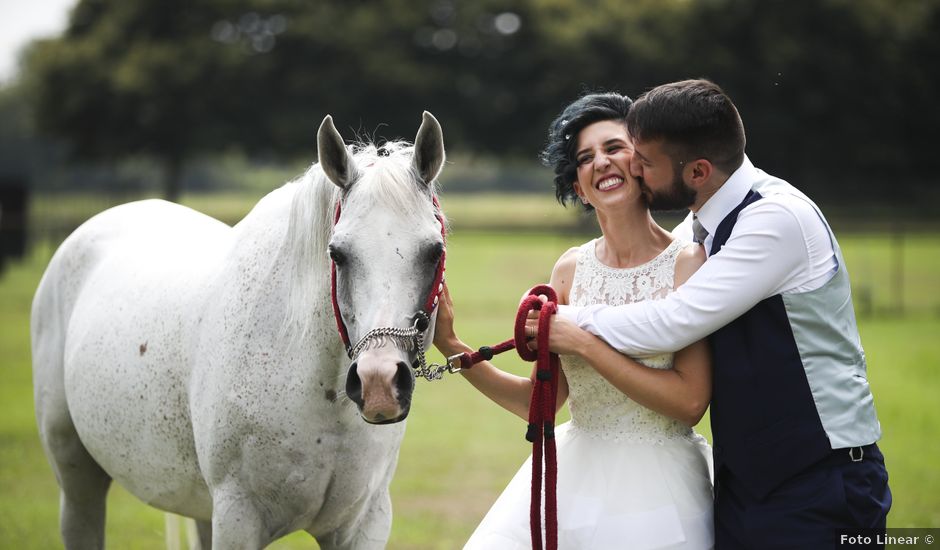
[556,304,582,323]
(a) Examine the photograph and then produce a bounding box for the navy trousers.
[715,444,891,549]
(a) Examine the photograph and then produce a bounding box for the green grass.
[840,232,940,317]
[3,194,940,547]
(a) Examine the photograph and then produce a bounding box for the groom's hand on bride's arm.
[525,314,596,356]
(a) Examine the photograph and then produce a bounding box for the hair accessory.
[564,134,571,141]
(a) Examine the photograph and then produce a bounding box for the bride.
[433,92,714,549]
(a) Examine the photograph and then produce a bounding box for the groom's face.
[630,139,697,211]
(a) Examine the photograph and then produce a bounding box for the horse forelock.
[344,141,439,217]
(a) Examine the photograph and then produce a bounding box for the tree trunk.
[162,156,183,203]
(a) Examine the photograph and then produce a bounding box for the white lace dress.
[465,239,714,550]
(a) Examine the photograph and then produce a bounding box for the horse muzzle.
[345,348,415,424]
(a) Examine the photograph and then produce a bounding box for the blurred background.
[1,0,938,548]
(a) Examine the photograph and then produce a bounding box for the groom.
[538,79,891,548]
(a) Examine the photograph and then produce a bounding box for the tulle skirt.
[464,422,714,550]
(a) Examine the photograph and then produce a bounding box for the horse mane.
[281,140,442,344]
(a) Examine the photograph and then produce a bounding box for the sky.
[0,0,77,84]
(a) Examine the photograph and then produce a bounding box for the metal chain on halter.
[347,311,463,381]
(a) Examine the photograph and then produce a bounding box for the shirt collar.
[694,155,757,236]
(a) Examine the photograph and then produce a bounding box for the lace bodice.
[564,238,698,444]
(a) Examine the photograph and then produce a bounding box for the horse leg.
[33,271,114,548]
[192,519,212,550]
[42,414,112,550]
[35,356,110,546]
[166,515,210,550]
[314,489,392,550]
[210,491,271,550]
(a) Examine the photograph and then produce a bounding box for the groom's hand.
[525,311,590,356]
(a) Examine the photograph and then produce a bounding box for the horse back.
[33,199,231,348]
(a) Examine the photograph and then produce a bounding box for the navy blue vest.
[708,191,833,500]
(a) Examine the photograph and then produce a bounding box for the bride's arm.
[542,245,712,426]
[433,249,573,421]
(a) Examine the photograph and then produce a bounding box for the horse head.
[318,112,446,424]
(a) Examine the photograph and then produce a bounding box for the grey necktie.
[692,215,708,245]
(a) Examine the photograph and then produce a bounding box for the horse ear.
[317,115,359,189]
[413,111,445,186]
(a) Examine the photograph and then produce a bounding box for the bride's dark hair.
[540,92,633,211]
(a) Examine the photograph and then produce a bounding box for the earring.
[580,196,589,204]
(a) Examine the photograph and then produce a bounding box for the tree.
[20,0,940,207]
[24,0,286,200]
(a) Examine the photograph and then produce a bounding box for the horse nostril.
[395,361,414,396]
[346,362,363,406]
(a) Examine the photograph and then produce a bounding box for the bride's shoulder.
[553,239,594,274]
[673,241,706,288]
[557,244,581,263]
[551,246,580,279]
[549,245,583,304]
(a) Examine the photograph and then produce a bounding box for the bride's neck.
[594,206,673,268]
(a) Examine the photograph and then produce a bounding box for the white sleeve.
[558,200,811,355]
[671,212,695,242]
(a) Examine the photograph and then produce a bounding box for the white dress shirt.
[558,157,839,356]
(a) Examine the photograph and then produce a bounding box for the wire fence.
[6,190,940,319]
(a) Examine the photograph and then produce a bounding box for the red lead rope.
[452,284,560,550]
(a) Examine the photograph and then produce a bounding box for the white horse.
[31,112,447,549]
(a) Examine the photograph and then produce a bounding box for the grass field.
[2,194,939,548]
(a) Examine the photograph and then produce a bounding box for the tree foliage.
[18,0,940,203]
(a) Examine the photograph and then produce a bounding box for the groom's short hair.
[627,79,746,175]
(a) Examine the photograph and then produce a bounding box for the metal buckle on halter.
[418,353,465,381]
[445,353,465,373]
[849,446,864,462]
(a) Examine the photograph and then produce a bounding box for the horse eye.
[328,245,348,265]
[424,242,444,264]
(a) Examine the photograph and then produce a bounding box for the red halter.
[330,195,447,358]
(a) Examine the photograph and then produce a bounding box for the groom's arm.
[557,198,825,355]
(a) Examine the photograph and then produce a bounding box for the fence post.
[0,178,29,274]
[891,221,904,316]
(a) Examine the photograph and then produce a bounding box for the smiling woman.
[571,120,639,212]
[435,92,715,550]
[541,93,634,213]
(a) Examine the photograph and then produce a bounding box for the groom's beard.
[641,172,697,212]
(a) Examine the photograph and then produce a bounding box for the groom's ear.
[687,159,714,187]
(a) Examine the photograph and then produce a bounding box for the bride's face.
[573,120,643,211]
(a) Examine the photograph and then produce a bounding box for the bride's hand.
[432,283,466,356]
